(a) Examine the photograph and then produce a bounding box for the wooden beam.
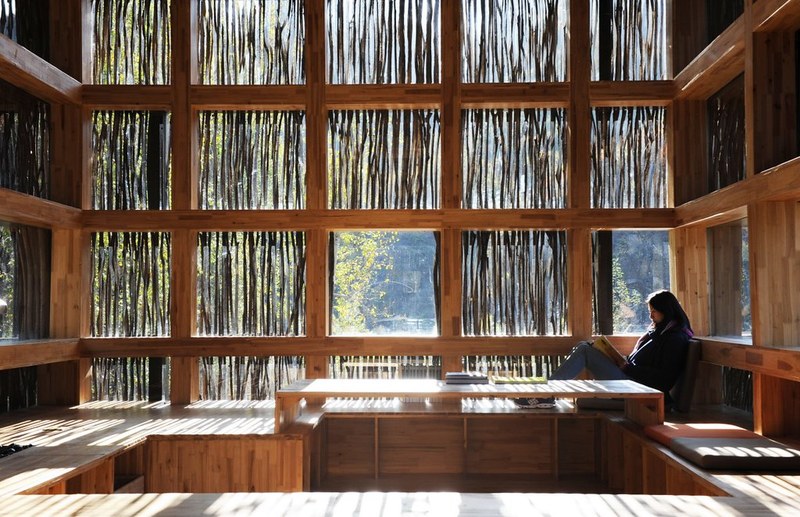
[0,339,80,369]
[80,335,589,358]
[0,35,81,105]
[80,208,677,232]
[460,83,570,108]
[190,85,306,109]
[327,84,441,109]
[0,189,81,229]
[589,81,673,107]
[674,17,745,100]
[753,0,800,32]
[82,86,173,109]
[674,156,800,227]
[700,338,800,383]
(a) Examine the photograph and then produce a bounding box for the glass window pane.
[331,232,438,336]
[590,0,667,81]
[197,232,306,336]
[92,0,171,85]
[461,0,567,83]
[330,356,440,379]
[326,0,440,84]
[0,79,50,199]
[199,356,305,400]
[199,111,306,209]
[462,109,567,209]
[591,107,667,208]
[462,230,567,336]
[593,230,670,334]
[198,0,305,85]
[92,111,172,210]
[90,232,172,337]
[708,75,745,193]
[328,110,441,209]
[0,225,14,339]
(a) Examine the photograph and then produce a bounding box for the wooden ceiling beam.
[0,35,81,105]
[674,16,745,100]
[80,208,676,232]
[0,189,82,229]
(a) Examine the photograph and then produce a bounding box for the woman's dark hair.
[646,290,692,332]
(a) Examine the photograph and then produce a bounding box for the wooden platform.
[0,401,799,516]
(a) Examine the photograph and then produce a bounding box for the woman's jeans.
[549,341,629,381]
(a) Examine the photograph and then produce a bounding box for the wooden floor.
[0,401,799,516]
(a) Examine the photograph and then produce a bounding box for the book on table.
[592,335,627,368]
[445,371,489,384]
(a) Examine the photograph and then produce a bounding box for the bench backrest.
[668,338,701,413]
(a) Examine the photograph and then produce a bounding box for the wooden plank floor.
[2,491,795,516]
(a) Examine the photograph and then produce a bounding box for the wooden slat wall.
[146,435,306,492]
[670,227,710,336]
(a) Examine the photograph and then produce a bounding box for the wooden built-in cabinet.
[321,414,600,491]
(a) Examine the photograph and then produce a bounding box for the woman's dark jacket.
[623,322,690,395]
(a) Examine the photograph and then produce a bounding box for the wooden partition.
[146,434,309,492]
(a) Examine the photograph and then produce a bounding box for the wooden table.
[274,378,664,432]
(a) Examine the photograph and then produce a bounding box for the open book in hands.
[592,335,627,368]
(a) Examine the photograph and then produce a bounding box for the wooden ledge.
[0,339,80,370]
[674,17,745,100]
[0,190,81,230]
[0,35,81,105]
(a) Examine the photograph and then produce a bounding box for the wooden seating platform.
[0,401,799,515]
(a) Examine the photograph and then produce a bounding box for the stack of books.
[445,371,489,384]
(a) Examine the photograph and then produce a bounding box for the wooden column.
[41,0,92,405]
[670,100,708,205]
[568,0,592,339]
[440,0,463,374]
[708,223,744,336]
[303,0,329,378]
[169,0,199,403]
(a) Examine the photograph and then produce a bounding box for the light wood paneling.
[170,357,199,405]
[50,229,85,339]
[66,457,114,494]
[146,435,305,492]
[749,201,800,347]
[709,223,744,335]
[670,227,710,336]
[37,360,86,406]
[466,417,554,474]
[379,417,464,474]
[754,373,800,437]
[325,418,374,476]
[557,418,597,475]
[671,100,708,206]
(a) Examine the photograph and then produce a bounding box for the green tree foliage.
[332,232,437,335]
[332,232,398,334]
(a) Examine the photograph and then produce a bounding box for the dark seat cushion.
[644,422,757,447]
[670,436,800,470]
